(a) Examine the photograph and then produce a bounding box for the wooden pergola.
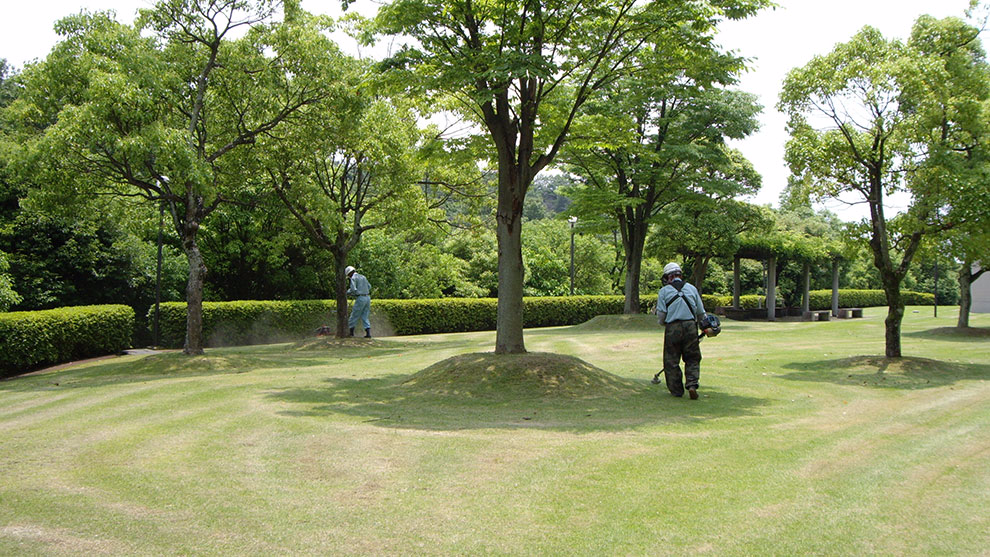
[731,235,844,321]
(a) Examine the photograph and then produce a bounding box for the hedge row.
[706,290,935,310]
[146,289,937,349]
[808,289,934,310]
[0,289,942,376]
[150,296,663,348]
[707,290,939,311]
[151,300,335,348]
[386,295,748,333]
[0,305,134,377]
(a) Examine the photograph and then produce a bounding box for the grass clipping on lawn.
[402,352,643,400]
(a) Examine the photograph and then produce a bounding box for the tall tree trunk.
[957,260,986,329]
[876,249,910,358]
[957,264,972,328]
[181,229,206,356]
[867,182,905,358]
[334,250,350,338]
[879,273,906,358]
[883,288,904,358]
[495,169,527,354]
[692,257,709,294]
[621,221,646,314]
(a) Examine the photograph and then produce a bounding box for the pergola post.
[831,259,840,317]
[801,261,811,314]
[767,255,777,321]
[733,256,741,308]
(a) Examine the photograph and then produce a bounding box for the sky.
[1,0,981,222]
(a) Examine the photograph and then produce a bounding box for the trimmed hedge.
[148,289,937,349]
[151,300,335,348]
[151,296,658,348]
[712,290,935,310]
[376,298,496,335]
[808,289,934,310]
[0,305,134,377]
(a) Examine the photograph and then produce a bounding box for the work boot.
[688,387,698,400]
[349,327,354,337]
[364,328,372,338]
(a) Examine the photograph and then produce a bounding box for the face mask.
[670,277,684,288]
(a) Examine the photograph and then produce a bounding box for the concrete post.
[733,256,741,308]
[767,255,777,321]
[831,259,840,317]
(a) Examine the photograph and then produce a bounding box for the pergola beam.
[831,259,840,317]
[767,255,777,321]
[729,243,843,321]
[733,256,741,309]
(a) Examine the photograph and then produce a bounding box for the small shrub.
[738,295,766,309]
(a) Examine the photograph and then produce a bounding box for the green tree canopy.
[254,73,446,336]
[779,15,990,357]
[562,39,763,311]
[4,2,346,353]
[371,0,771,353]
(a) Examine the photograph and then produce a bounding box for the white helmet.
[662,262,682,277]
[344,266,356,276]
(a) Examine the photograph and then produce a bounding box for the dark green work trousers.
[663,320,701,396]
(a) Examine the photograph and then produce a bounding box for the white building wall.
[973,265,990,313]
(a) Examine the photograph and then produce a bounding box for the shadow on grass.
[0,339,425,392]
[265,375,770,432]
[903,327,990,343]
[779,355,990,390]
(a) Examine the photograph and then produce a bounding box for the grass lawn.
[1,306,988,555]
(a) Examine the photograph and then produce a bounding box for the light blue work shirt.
[347,272,371,297]
[656,281,705,324]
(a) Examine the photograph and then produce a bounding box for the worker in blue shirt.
[654,262,713,399]
[345,265,372,338]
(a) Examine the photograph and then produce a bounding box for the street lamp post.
[154,201,163,347]
[934,250,939,318]
[154,177,168,348]
[568,216,578,296]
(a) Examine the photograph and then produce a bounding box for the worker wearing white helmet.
[654,262,711,399]
[345,265,372,338]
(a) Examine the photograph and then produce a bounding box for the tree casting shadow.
[903,327,990,343]
[0,340,414,392]
[779,355,989,390]
[265,374,770,432]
